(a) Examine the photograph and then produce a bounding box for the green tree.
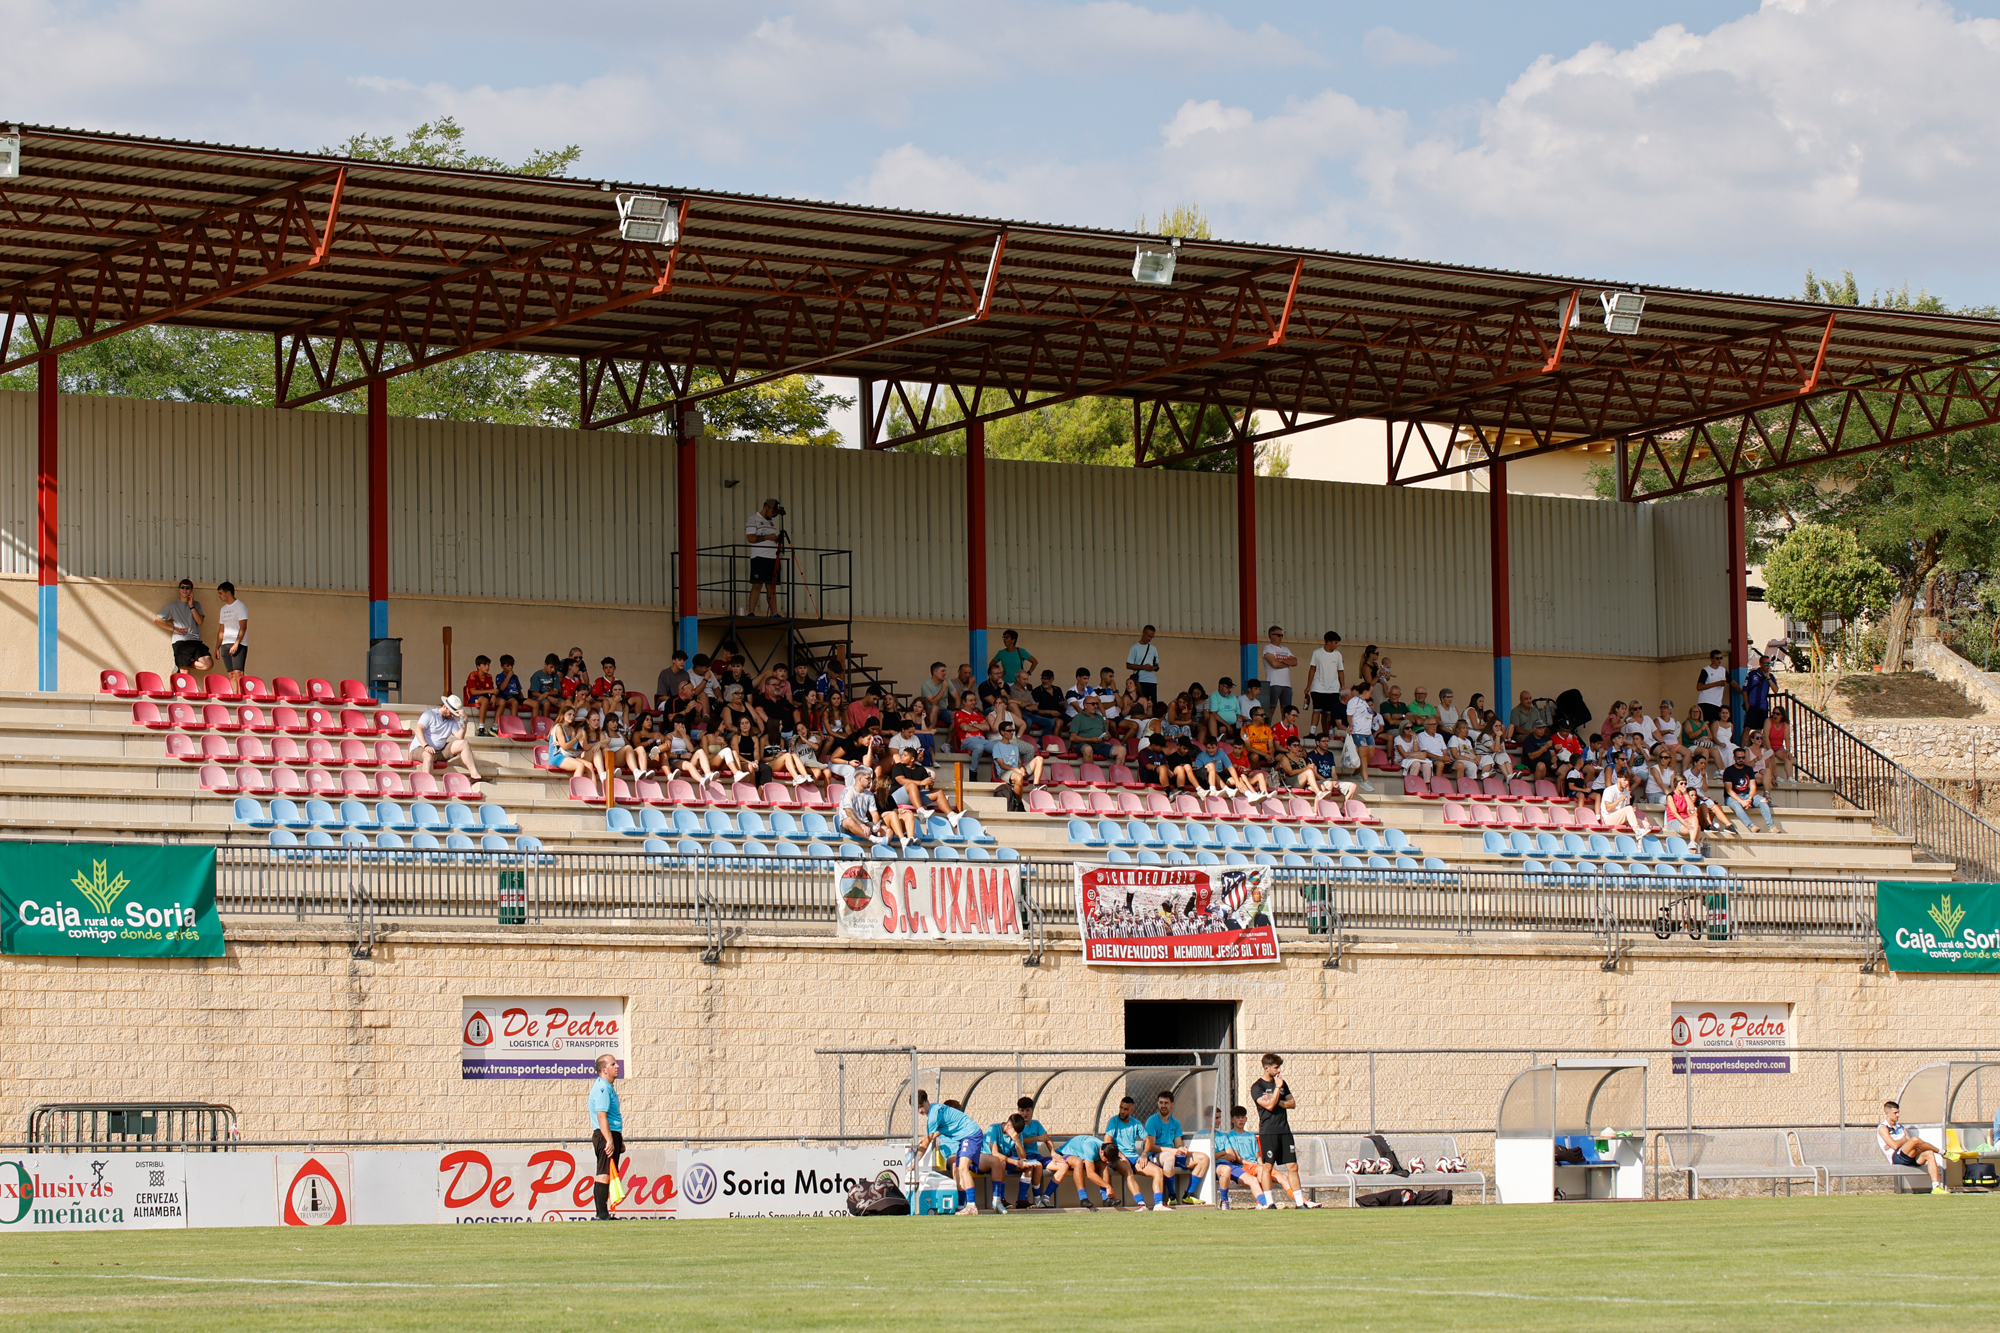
[1763,522,1896,700]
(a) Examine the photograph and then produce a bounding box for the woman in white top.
[1444,719,1477,781]
[1598,771,1651,835]
[1393,724,1428,780]
[1474,716,1514,778]
[1652,700,1687,766]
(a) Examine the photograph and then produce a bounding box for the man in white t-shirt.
[1695,648,1731,723]
[1305,632,1346,737]
[1125,625,1161,705]
[409,694,486,784]
[1260,626,1297,722]
[745,498,783,618]
[214,581,250,689]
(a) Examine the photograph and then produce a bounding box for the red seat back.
[171,672,205,698]
[271,767,305,794]
[497,715,528,740]
[238,735,269,761]
[307,708,341,734]
[235,766,272,794]
[239,705,269,732]
[201,734,233,760]
[169,703,199,729]
[1086,791,1116,815]
[133,702,164,727]
[272,677,306,702]
[340,709,374,733]
[204,674,238,700]
[274,706,307,733]
[197,763,234,792]
[342,770,374,795]
[202,704,233,729]
[409,772,441,796]
[340,739,370,764]
[568,775,601,802]
[241,675,273,701]
[339,679,370,701]
[377,771,409,798]
[306,678,336,701]
[270,736,303,762]
[306,768,337,794]
[165,734,198,759]
[100,669,130,695]
[138,671,171,698]
[306,738,336,765]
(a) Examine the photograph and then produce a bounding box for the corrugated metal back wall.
[0,391,1723,656]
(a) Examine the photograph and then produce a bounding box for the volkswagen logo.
[682,1162,718,1205]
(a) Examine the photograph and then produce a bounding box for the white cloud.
[1362,26,1456,66]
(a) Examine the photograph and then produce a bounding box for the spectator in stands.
[1131,731,1175,789]
[213,582,249,689]
[1414,715,1450,781]
[1743,655,1775,733]
[919,662,952,723]
[1355,645,1383,702]
[492,655,524,727]
[560,657,589,702]
[463,655,498,733]
[1186,681,1211,740]
[1508,689,1550,740]
[1189,734,1233,797]
[409,694,487,786]
[1695,648,1731,723]
[1162,690,1194,741]
[687,653,720,704]
[655,649,690,707]
[977,661,1010,714]
[1598,771,1650,835]
[952,696,994,777]
[1302,733,1357,804]
[154,578,213,674]
[1521,722,1558,780]
[1305,632,1345,736]
[1378,684,1409,732]
[630,706,668,777]
[1240,678,1267,723]
[1462,692,1489,733]
[1066,696,1124,766]
[1878,1100,1950,1194]
[1239,709,1276,770]
[1444,718,1477,781]
[1345,684,1380,792]
[1550,720,1585,774]
[946,663,977,713]
[1474,715,1514,781]
[528,653,564,718]
[989,722,1045,799]
[1064,669,1094,718]
[1126,625,1161,705]
[838,775,893,850]
[744,498,784,618]
[591,657,621,699]
[1662,777,1701,841]
[1260,627,1297,719]
[1723,749,1780,832]
[1436,688,1459,733]
[1209,677,1245,736]
[891,748,961,836]
[847,684,886,733]
[1680,706,1713,771]
[1392,723,1427,782]
[1026,670,1066,738]
[694,724,746,786]
[664,681,706,737]
[1272,706,1301,754]
[544,705,604,787]
[991,629,1036,684]
[1767,707,1794,786]
[1406,687,1437,726]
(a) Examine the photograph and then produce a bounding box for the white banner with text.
[834,862,1024,941]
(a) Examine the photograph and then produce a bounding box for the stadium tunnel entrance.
[1125,1000,1237,1131]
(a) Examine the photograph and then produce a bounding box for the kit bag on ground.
[1365,1133,1407,1176]
[846,1177,911,1216]
[1553,1143,1587,1165]
[1357,1188,1453,1207]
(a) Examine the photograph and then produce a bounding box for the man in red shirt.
[593,657,623,698]
[953,704,995,779]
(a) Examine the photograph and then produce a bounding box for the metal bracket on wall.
[1323,912,1346,969]
[1598,905,1625,972]
[1860,940,1885,975]
[346,851,374,960]
[697,889,727,964]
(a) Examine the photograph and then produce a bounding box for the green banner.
[0,845,223,958]
[1878,882,2000,972]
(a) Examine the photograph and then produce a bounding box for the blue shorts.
[952,1132,986,1164]
[1224,1162,1250,1180]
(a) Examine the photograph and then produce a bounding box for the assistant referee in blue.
[590,1053,622,1220]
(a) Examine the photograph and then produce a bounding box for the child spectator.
[492,655,524,729]
[463,655,498,734]
[1273,707,1300,752]
[655,650,690,708]
[1240,678,1265,720]
[1345,684,1379,793]
[528,653,564,717]
[560,658,588,701]
[593,657,622,698]
[1241,709,1277,769]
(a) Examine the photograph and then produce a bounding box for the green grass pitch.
[0,1195,1984,1331]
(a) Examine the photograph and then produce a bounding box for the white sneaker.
[1255,1200,1276,1210]
[990,1200,1008,1215]
[1359,781,1376,793]
[1152,1202,1171,1211]
[957,1202,979,1216]
[1301,1198,1324,1209]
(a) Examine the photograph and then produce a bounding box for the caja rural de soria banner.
[1075,864,1279,966]
[1877,883,2000,972]
[0,844,223,958]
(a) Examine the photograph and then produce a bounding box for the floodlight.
[1132,237,1180,286]
[0,134,19,180]
[616,192,679,245]
[1600,290,1646,336]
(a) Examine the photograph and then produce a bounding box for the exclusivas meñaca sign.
[1877,883,2000,972]
[0,845,224,958]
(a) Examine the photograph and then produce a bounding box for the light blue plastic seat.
[903,844,929,860]
[1705,863,1728,878]
[479,804,521,834]
[339,829,370,849]
[1393,855,1420,872]
[234,797,273,828]
[1560,832,1591,858]
[1337,853,1364,876]
[1663,834,1696,862]
[1242,825,1273,851]
[639,807,671,835]
[1300,826,1329,852]
[1523,858,1548,878]
[271,797,311,830]
[802,811,834,839]
[996,847,1021,861]
[443,801,480,832]
[1651,861,1679,878]
[704,809,739,839]
[1587,833,1616,860]
[1165,850,1192,866]
[965,845,993,860]
[374,830,405,850]
[771,839,805,864]
[481,833,511,852]
[1128,822,1162,849]
[411,831,442,851]
[1365,854,1392,873]
[1272,826,1303,851]
[737,811,770,839]
[1213,824,1246,850]
[1067,818,1104,848]
[642,836,671,857]
[1098,819,1133,848]
[870,843,896,859]
[408,801,449,833]
[1421,855,1455,884]
[446,833,478,851]
[738,839,770,857]
[1183,824,1216,850]
[1155,822,1189,849]
[1355,827,1384,854]
[673,808,705,837]
[305,798,343,829]
[1613,833,1643,860]
[516,835,544,855]
[806,841,836,859]
[1574,860,1599,876]
[1602,860,1631,877]
[305,828,336,849]
[340,798,380,832]
[1195,850,1221,865]
[933,845,961,861]
[1281,852,1307,867]
[1107,847,1134,863]
[1507,831,1536,857]
[1534,832,1564,858]
[375,800,413,833]
[960,817,998,845]
[769,811,802,839]
[1326,827,1358,854]
[679,838,708,857]
[1252,852,1276,866]
[606,807,639,835]
[1310,854,1334,868]
[1382,828,1414,853]
[1486,830,1516,857]
[266,827,298,847]
[1223,851,1250,865]
[1137,848,1164,865]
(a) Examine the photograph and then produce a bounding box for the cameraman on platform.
[746,497,785,618]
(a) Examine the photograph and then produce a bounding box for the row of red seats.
[168,734,420,769]
[1027,788,1379,826]
[564,775,834,811]
[134,702,411,738]
[1443,802,1619,834]
[103,670,371,705]
[197,764,482,800]
[1403,775,1562,803]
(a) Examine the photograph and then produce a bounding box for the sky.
[9,0,2000,445]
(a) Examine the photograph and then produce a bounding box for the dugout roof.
[5,123,2000,497]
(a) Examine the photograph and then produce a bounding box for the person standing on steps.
[589,1053,624,1220]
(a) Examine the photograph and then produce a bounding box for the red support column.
[1727,475,1748,730]
[967,420,989,674]
[366,379,388,642]
[1490,459,1512,718]
[36,354,57,691]
[1237,435,1258,686]
[677,408,700,658]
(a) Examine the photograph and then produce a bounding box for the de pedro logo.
[1,847,223,958]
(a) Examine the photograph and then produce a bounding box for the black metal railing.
[28,1102,237,1152]
[1776,691,2000,881]
[675,543,853,625]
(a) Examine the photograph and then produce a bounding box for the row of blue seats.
[1482,831,1702,862]
[235,797,519,834]
[1068,819,1415,855]
[1100,848,1456,876]
[636,838,1021,862]
[609,808,997,845]
[1524,858,1730,881]
[266,828,543,853]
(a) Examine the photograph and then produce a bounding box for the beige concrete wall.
[0,922,1969,1145]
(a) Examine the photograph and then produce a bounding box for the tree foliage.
[1762,522,1896,685]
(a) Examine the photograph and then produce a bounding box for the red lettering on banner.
[978,869,998,934]
[946,869,965,933]
[879,869,898,933]
[441,1150,494,1208]
[490,1176,513,1208]
[1000,871,1018,932]
[904,867,925,934]
[501,1007,534,1037]
[525,1151,576,1214]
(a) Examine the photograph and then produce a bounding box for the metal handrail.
[1775,690,2000,880]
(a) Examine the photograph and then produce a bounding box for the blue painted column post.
[1490,458,1512,718]
[1237,435,1258,687]
[967,419,989,674]
[676,408,699,658]
[36,353,56,691]
[366,379,388,700]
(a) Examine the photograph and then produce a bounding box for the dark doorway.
[1123,1000,1238,1132]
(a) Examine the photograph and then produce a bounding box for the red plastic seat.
[409,771,442,797]
[568,775,603,802]
[274,706,311,735]
[376,771,409,799]
[241,675,277,704]
[375,740,413,769]
[1172,793,1203,818]
[1057,790,1089,816]
[339,708,378,737]
[237,735,271,763]
[1497,805,1527,829]
[341,770,377,797]
[340,738,376,768]
[733,782,769,809]
[271,677,307,703]
[235,765,274,796]
[270,767,306,795]
[531,716,553,740]
[137,671,173,699]
[1202,795,1232,819]
[1453,777,1480,799]
[269,735,304,764]
[1534,779,1561,802]
[1401,775,1426,797]
[165,734,201,762]
[168,702,202,731]
[442,773,483,803]
[1510,779,1546,804]
[133,701,169,730]
[1231,796,1275,824]
[373,710,412,739]
[798,784,832,810]
[305,737,339,766]
[202,703,241,733]
[1143,791,1173,816]
[1078,763,1110,788]
[1085,791,1118,816]
[667,778,705,807]
[306,707,344,736]
[1425,777,1453,799]
[1470,802,1503,828]
[702,781,734,807]
[240,705,276,734]
[199,734,234,762]
[1524,804,1554,829]
[1318,798,1352,823]
[531,744,552,771]
[306,678,336,703]
[1547,805,1577,829]
[1442,801,1474,826]
[638,779,671,806]
[197,763,238,794]
[762,782,801,809]
[1027,789,1059,815]
[1108,764,1140,788]
[1344,799,1380,825]
[1481,777,1508,800]
[100,669,138,697]
[171,671,208,700]
[497,715,529,742]
[304,768,338,796]
[1288,797,1326,824]
[604,778,639,807]
[1048,762,1081,788]
[1114,791,1146,816]
[339,679,371,703]
[203,674,240,701]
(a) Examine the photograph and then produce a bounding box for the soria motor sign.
[461,997,627,1079]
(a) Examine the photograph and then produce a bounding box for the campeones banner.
[0,844,223,958]
[1075,865,1279,966]
[834,862,1023,941]
[1878,883,2000,972]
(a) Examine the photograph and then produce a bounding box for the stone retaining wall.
[1840,720,2000,777]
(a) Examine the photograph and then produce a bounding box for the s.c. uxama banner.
[0,844,223,958]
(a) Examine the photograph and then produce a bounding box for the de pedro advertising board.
[674,1146,905,1220]
[0,844,223,958]
[1670,1002,1794,1074]
[439,1146,676,1222]
[461,997,627,1079]
[834,862,1023,941]
[1878,883,2000,972]
[0,1155,187,1232]
[1075,865,1280,967]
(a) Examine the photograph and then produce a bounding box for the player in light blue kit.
[981,1113,1041,1213]
[1211,1105,1272,1209]
[1012,1095,1056,1209]
[1102,1095,1152,1209]
[915,1089,991,1216]
[1144,1089,1211,1206]
[1046,1134,1123,1210]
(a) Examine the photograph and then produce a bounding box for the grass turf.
[0,1194,1985,1331]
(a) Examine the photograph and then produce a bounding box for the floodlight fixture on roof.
[0,132,18,180]
[1131,236,1181,286]
[1600,289,1646,336]
[616,192,679,245]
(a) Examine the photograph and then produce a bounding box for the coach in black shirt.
[1251,1054,1318,1209]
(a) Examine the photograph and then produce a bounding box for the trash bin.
[1304,882,1329,935]
[498,870,526,925]
[368,637,403,699]
[1704,892,1731,940]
